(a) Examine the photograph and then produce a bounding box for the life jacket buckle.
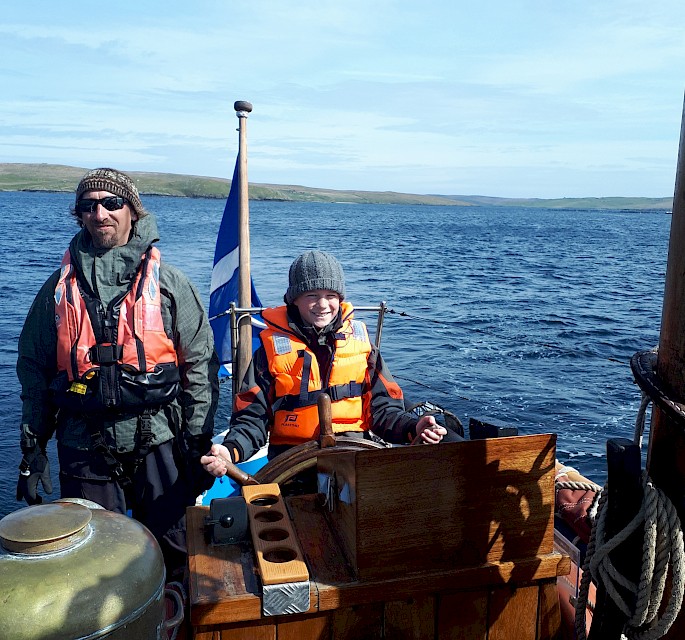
[89,343,124,364]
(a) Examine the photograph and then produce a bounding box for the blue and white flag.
[209,158,264,378]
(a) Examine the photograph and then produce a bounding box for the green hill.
[0,163,462,206]
[0,163,673,210]
[443,194,673,211]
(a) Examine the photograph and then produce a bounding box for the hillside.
[0,163,673,210]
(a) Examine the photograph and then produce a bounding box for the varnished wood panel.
[537,580,562,640]
[332,603,383,639]
[193,622,275,639]
[316,451,359,574]
[288,494,356,585]
[313,555,568,613]
[218,620,275,640]
[187,489,568,639]
[277,612,330,640]
[319,434,557,581]
[437,590,487,640]
[488,585,539,640]
[384,596,435,639]
[285,497,566,613]
[187,507,264,626]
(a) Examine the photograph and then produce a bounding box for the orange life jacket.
[53,246,180,412]
[260,303,371,445]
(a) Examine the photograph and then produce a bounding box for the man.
[16,167,219,577]
[201,250,447,479]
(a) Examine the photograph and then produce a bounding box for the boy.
[201,250,445,478]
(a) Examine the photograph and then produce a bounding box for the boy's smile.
[293,289,340,329]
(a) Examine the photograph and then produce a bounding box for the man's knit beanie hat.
[285,250,346,304]
[75,167,147,219]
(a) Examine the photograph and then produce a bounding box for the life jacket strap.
[137,410,154,452]
[298,351,313,407]
[89,343,124,365]
[273,381,364,412]
[86,419,130,487]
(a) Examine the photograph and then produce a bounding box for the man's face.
[78,190,137,249]
[293,289,341,328]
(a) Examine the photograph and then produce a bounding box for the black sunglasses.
[76,196,127,214]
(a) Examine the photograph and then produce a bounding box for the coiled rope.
[572,366,685,640]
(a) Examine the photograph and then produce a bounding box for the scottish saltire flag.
[209,159,264,378]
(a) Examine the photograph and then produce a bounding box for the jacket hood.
[67,212,160,299]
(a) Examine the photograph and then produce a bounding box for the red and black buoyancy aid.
[260,303,372,445]
[53,246,181,413]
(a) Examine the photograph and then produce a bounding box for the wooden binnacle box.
[316,433,557,581]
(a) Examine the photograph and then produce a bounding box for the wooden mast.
[646,95,685,638]
[234,100,253,391]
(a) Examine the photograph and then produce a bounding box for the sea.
[0,191,671,519]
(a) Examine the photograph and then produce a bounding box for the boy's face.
[293,289,341,329]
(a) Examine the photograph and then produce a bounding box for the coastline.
[0,162,673,210]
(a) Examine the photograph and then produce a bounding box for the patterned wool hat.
[75,167,147,219]
[285,250,346,304]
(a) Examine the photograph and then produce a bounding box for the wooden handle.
[216,453,260,486]
[317,393,336,448]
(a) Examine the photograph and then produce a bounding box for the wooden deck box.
[316,434,557,581]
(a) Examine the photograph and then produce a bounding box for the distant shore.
[0,163,673,210]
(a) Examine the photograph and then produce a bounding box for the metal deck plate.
[262,580,310,616]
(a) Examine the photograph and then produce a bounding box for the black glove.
[190,458,217,494]
[16,448,53,505]
[185,435,216,495]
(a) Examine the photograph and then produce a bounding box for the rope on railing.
[573,357,685,640]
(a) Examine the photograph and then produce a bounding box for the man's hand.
[413,415,447,445]
[16,448,53,505]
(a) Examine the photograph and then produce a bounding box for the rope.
[555,464,603,516]
[571,346,685,638]
[633,394,650,450]
[556,479,603,493]
[386,306,624,361]
[393,373,471,401]
[386,307,451,326]
[574,472,684,640]
[631,349,685,427]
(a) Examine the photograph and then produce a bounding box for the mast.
[646,95,685,638]
[234,100,253,390]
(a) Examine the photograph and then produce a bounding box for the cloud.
[1,0,684,197]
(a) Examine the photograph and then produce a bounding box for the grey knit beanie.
[285,251,346,304]
[75,167,147,219]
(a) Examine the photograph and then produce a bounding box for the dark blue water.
[0,191,671,518]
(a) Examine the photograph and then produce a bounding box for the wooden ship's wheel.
[220,393,384,491]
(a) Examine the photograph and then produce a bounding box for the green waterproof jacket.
[16,213,219,458]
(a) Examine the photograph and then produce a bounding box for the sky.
[2,1,685,198]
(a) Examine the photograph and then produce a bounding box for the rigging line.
[387,307,560,348]
[387,307,628,362]
[393,373,471,402]
[386,307,448,325]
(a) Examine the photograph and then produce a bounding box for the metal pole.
[375,301,387,348]
[229,303,238,399]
